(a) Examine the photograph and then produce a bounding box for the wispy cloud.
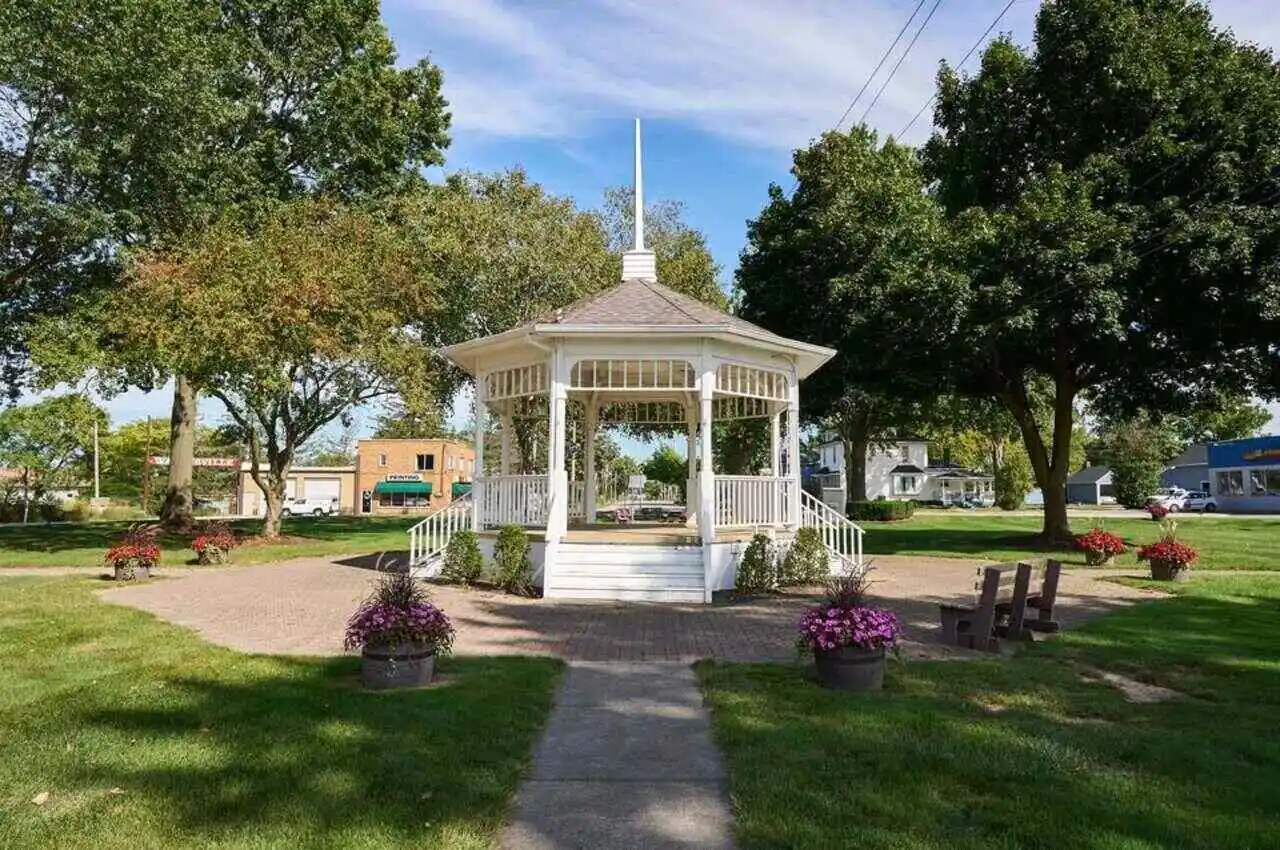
[390,0,1044,149]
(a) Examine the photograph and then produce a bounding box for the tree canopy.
[106,199,440,536]
[921,0,1280,539]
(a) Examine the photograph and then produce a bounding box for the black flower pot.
[113,563,151,581]
[1149,560,1190,582]
[814,645,886,691]
[360,641,436,689]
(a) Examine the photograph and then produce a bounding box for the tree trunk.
[1002,374,1075,545]
[260,474,285,539]
[159,376,197,528]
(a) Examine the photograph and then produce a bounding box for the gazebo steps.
[547,543,705,602]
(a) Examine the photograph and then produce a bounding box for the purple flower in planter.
[797,603,900,653]
[344,600,455,655]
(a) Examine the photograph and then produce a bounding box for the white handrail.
[713,475,792,527]
[408,497,474,567]
[800,489,864,574]
[477,474,549,527]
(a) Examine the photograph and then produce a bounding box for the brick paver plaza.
[99,555,1159,661]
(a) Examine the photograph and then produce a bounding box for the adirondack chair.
[939,559,1063,650]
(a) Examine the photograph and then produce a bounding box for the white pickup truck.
[279,497,340,518]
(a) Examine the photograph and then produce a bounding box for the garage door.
[304,478,342,503]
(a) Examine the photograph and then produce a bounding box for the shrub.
[192,522,237,565]
[846,500,914,522]
[779,527,829,586]
[105,526,161,579]
[1074,527,1127,565]
[493,525,534,596]
[344,570,454,654]
[735,533,778,596]
[994,452,1033,510]
[440,530,484,585]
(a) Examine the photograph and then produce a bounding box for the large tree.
[108,200,441,537]
[0,395,106,522]
[14,0,450,527]
[736,127,964,501]
[923,0,1280,542]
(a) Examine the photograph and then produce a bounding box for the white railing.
[800,489,864,574]
[569,480,585,519]
[478,474,549,527]
[408,497,473,568]
[713,476,793,527]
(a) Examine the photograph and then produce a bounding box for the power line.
[833,0,929,133]
[858,0,946,126]
[897,0,1019,138]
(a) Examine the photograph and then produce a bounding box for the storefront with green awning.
[451,481,472,498]
[374,480,432,507]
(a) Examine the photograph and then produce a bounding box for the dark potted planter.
[113,563,151,581]
[1149,559,1190,582]
[814,644,887,691]
[360,641,437,689]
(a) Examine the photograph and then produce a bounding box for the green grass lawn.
[0,515,420,569]
[861,512,1280,570]
[698,574,1280,849]
[0,577,562,848]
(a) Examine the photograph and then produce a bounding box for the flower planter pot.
[1148,559,1190,582]
[1084,552,1115,567]
[814,645,886,692]
[113,564,151,581]
[360,641,437,689]
[197,549,230,565]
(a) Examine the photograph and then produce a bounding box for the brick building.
[355,438,476,515]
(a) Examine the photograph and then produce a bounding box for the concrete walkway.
[501,662,733,849]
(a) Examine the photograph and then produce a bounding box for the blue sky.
[51,0,1280,450]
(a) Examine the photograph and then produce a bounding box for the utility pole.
[141,416,152,511]
[93,420,100,500]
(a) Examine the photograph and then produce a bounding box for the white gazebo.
[408,122,863,602]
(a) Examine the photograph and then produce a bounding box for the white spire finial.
[620,118,657,282]
[634,117,644,251]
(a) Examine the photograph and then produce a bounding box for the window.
[378,453,388,467]
[416,453,435,471]
[1267,469,1280,497]
[446,455,454,471]
[377,491,431,508]
[1249,469,1267,497]
[898,445,910,462]
[896,475,918,494]
[1217,470,1244,496]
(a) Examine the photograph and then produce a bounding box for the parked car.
[1184,491,1218,512]
[1148,487,1189,511]
[280,497,340,518]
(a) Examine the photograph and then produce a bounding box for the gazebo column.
[698,364,716,544]
[685,408,698,527]
[583,397,598,522]
[499,404,513,475]
[787,372,801,527]
[770,404,782,523]
[546,347,569,546]
[472,384,487,530]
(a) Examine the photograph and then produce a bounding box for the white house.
[815,437,994,506]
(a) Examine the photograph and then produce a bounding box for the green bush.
[779,527,829,586]
[846,500,915,522]
[493,525,534,596]
[440,530,484,585]
[735,533,778,596]
[994,451,1033,510]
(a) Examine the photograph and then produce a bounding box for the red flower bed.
[1137,539,1198,568]
[1148,504,1170,520]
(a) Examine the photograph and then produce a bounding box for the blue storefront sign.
[1207,436,1280,512]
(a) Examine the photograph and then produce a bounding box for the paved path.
[81,554,1161,660]
[501,662,732,850]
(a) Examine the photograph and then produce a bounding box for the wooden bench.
[939,559,1062,651]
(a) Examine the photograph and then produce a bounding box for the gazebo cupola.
[413,121,860,603]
